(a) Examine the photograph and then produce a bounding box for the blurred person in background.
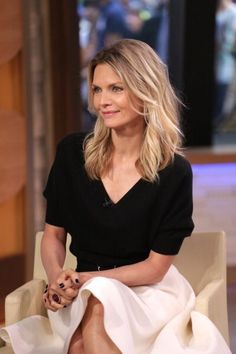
[79,0,139,131]
[138,0,169,64]
[214,0,236,130]
[79,0,100,131]
[124,1,144,37]
[96,0,131,49]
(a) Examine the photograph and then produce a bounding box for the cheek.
[92,95,99,110]
[117,96,129,109]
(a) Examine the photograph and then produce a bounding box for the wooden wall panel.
[0,53,24,111]
[0,1,26,265]
[0,109,26,203]
[0,0,22,65]
[0,190,25,257]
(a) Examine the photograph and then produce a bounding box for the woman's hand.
[43,269,81,312]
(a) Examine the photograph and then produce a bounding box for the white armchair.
[0,231,230,352]
[173,231,229,344]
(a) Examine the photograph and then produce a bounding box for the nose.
[98,91,112,107]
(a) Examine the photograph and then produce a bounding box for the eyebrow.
[91,81,124,88]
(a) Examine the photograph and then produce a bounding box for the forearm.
[79,253,174,287]
[41,225,67,283]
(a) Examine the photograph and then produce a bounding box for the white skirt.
[0,265,231,354]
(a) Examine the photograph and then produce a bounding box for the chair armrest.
[5,279,47,326]
[195,279,222,314]
[0,336,5,347]
[0,328,13,352]
[195,279,229,345]
[0,346,14,353]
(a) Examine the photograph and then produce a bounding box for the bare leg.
[81,295,122,354]
[68,325,84,354]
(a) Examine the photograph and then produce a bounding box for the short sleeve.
[43,145,65,228]
[151,159,194,255]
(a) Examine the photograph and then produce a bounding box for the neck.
[111,127,145,159]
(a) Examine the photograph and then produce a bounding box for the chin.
[102,120,121,129]
[104,123,126,131]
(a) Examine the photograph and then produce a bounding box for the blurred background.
[0,0,235,350]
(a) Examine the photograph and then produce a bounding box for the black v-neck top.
[43,133,194,271]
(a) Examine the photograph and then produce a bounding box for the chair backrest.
[33,232,76,280]
[173,231,226,295]
[33,231,226,295]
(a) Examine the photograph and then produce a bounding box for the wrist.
[79,272,93,284]
[47,267,63,284]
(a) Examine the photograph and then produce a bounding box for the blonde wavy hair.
[84,39,184,182]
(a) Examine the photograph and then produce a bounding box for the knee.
[87,294,104,317]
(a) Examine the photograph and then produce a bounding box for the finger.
[50,292,72,307]
[54,269,80,289]
[64,287,79,300]
[62,270,80,288]
[58,296,73,307]
[43,293,58,312]
[62,269,77,280]
[43,291,71,310]
[52,293,61,304]
[49,269,73,289]
[48,286,73,301]
[56,278,73,291]
[49,293,71,309]
[69,272,80,287]
[50,300,65,310]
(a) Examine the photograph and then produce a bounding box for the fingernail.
[59,283,64,288]
[75,278,79,283]
[52,294,60,303]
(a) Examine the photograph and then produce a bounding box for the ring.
[52,293,60,304]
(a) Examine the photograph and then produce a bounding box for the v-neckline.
[99,178,143,206]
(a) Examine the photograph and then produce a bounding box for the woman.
[0,39,231,354]
[40,38,231,354]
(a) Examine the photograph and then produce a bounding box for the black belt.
[76,260,118,272]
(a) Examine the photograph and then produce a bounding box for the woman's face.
[92,63,144,132]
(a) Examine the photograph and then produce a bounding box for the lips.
[101,110,119,116]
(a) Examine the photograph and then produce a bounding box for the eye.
[112,85,123,92]
[92,86,101,94]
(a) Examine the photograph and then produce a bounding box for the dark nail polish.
[59,283,64,288]
[52,294,60,303]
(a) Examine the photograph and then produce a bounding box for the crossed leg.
[68,295,122,354]
[68,325,84,354]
